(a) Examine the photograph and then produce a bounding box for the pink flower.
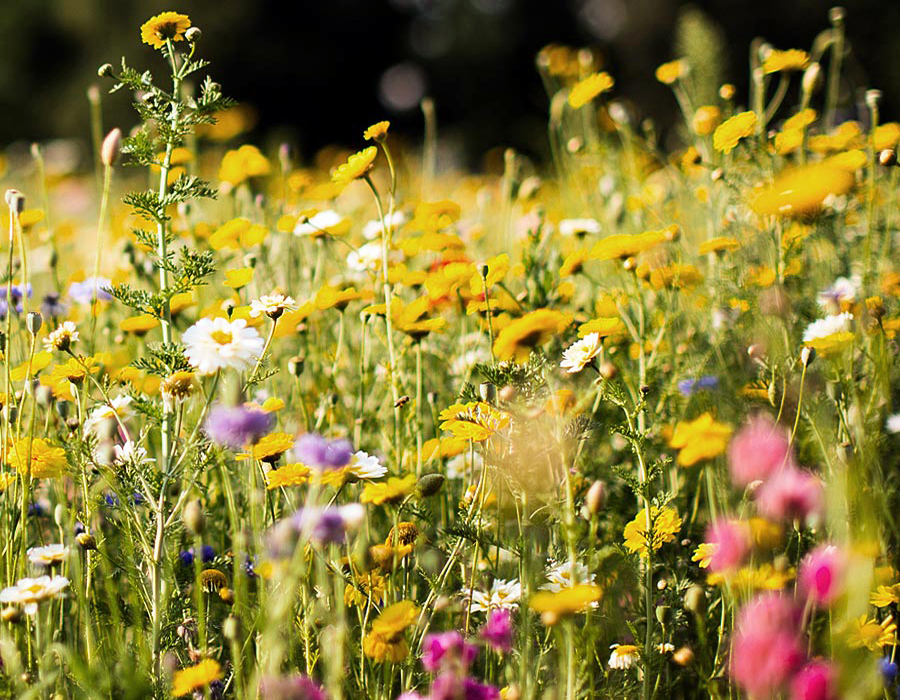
[790,660,837,700]
[705,520,749,573]
[480,609,513,653]
[755,466,824,524]
[731,593,806,698]
[421,631,478,673]
[728,416,794,487]
[798,545,845,607]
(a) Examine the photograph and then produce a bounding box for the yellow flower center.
[211,330,233,345]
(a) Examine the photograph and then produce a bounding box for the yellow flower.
[49,357,99,385]
[578,317,625,339]
[691,106,721,136]
[804,331,854,356]
[623,506,682,558]
[692,543,715,568]
[589,228,670,261]
[713,111,758,153]
[171,658,221,697]
[361,475,417,505]
[315,285,371,312]
[9,438,67,479]
[160,371,195,404]
[10,351,53,381]
[218,145,270,186]
[332,147,378,186]
[140,12,191,49]
[265,463,311,489]
[438,402,510,442]
[492,309,571,362]
[468,253,510,294]
[345,572,386,606]
[568,72,614,109]
[847,614,897,652]
[762,49,809,74]
[809,122,864,153]
[529,584,603,617]
[698,237,740,255]
[706,564,794,591]
[209,218,267,250]
[0,473,15,492]
[236,432,295,463]
[364,121,390,141]
[224,267,255,289]
[421,435,469,461]
[656,59,687,85]
[363,600,420,662]
[669,413,732,467]
[559,249,590,277]
[871,584,900,608]
[120,314,160,335]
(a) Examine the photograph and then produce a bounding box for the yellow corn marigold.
[713,111,758,153]
[140,12,191,49]
[568,72,614,109]
[492,309,571,362]
[668,413,732,466]
[623,506,682,557]
[171,658,221,697]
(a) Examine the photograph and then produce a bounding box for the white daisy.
[559,218,601,237]
[887,414,900,434]
[83,395,133,437]
[348,450,387,480]
[182,317,265,375]
[464,578,522,613]
[249,293,297,319]
[0,575,69,615]
[608,644,639,670]
[802,312,853,342]
[347,241,400,272]
[816,275,860,314]
[27,544,69,567]
[43,321,79,352]
[294,210,345,236]
[113,440,154,468]
[560,333,602,373]
[540,560,595,592]
[362,211,408,240]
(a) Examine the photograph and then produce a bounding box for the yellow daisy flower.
[713,111,758,153]
[140,11,191,49]
[171,658,221,697]
[361,475,418,506]
[668,413,732,467]
[568,72,615,109]
[332,147,378,186]
[623,506,682,558]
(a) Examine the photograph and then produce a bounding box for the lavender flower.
[292,432,353,469]
[677,376,719,396]
[269,504,365,553]
[67,277,113,305]
[0,284,33,316]
[41,293,68,320]
[204,404,274,449]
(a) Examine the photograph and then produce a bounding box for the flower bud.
[287,355,305,377]
[683,584,706,614]
[185,26,202,43]
[1,607,23,623]
[417,473,445,497]
[54,504,66,529]
[800,345,816,367]
[865,89,882,111]
[479,382,496,402]
[829,6,845,25]
[76,532,97,550]
[97,63,114,78]
[802,62,821,95]
[5,189,25,214]
[223,614,241,641]
[182,499,206,536]
[585,480,607,515]
[26,311,42,335]
[101,128,122,167]
[672,646,695,666]
[880,149,897,167]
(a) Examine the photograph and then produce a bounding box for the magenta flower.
[292,433,353,469]
[790,660,837,700]
[421,631,478,673]
[429,675,499,700]
[480,609,513,653]
[798,545,845,607]
[755,466,824,524]
[258,675,327,700]
[728,415,793,487]
[705,520,749,573]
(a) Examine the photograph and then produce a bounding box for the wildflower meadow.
[3,7,900,700]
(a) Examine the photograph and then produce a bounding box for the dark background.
[1,0,897,167]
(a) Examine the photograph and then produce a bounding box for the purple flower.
[41,293,68,320]
[677,376,719,396]
[422,631,478,673]
[258,675,327,700]
[0,284,32,316]
[269,504,365,553]
[480,609,513,653]
[396,694,427,700]
[292,433,353,469]
[204,404,274,449]
[67,277,112,305]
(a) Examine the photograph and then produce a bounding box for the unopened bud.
[54,504,66,529]
[683,585,706,614]
[1,607,23,623]
[865,89,882,111]
[76,532,97,550]
[5,189,25,214]
[287,355,305,377]
[673,646,695,666]
[598,361,618,380]
[802,62,821,95]
[585,480,607,515]
[223,614,241,641]
[26,311,42,335]
[185,27,202,43]
[479,382,496,402]
[829,6,845,25]
[182,499,206,535]
[879,149,897,167]
[800,345,816,367]
[97,63,114,78]
[101,128,122,167]
[417,473,445,497]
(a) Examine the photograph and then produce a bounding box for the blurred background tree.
[0,0,896,167]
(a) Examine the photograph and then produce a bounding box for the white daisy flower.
[464,578,522,613]
[560,332,602,373]
[0,576,69,615]
[802,312,853,342]
[362,211,408,240]
[113,440,154,468]
[83,395,133,437]
[182,317,265,375]
[887,414,900,434]
[348,450,387,480]
[540,560,595,592]
[27,544,69,567]
[816,275,860,314]
[608,644,639,670]
[559,218,601,237]
[43,321,79,352]
[347,241,401,272]
[294,210,345,236]
[249,293,297,320]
